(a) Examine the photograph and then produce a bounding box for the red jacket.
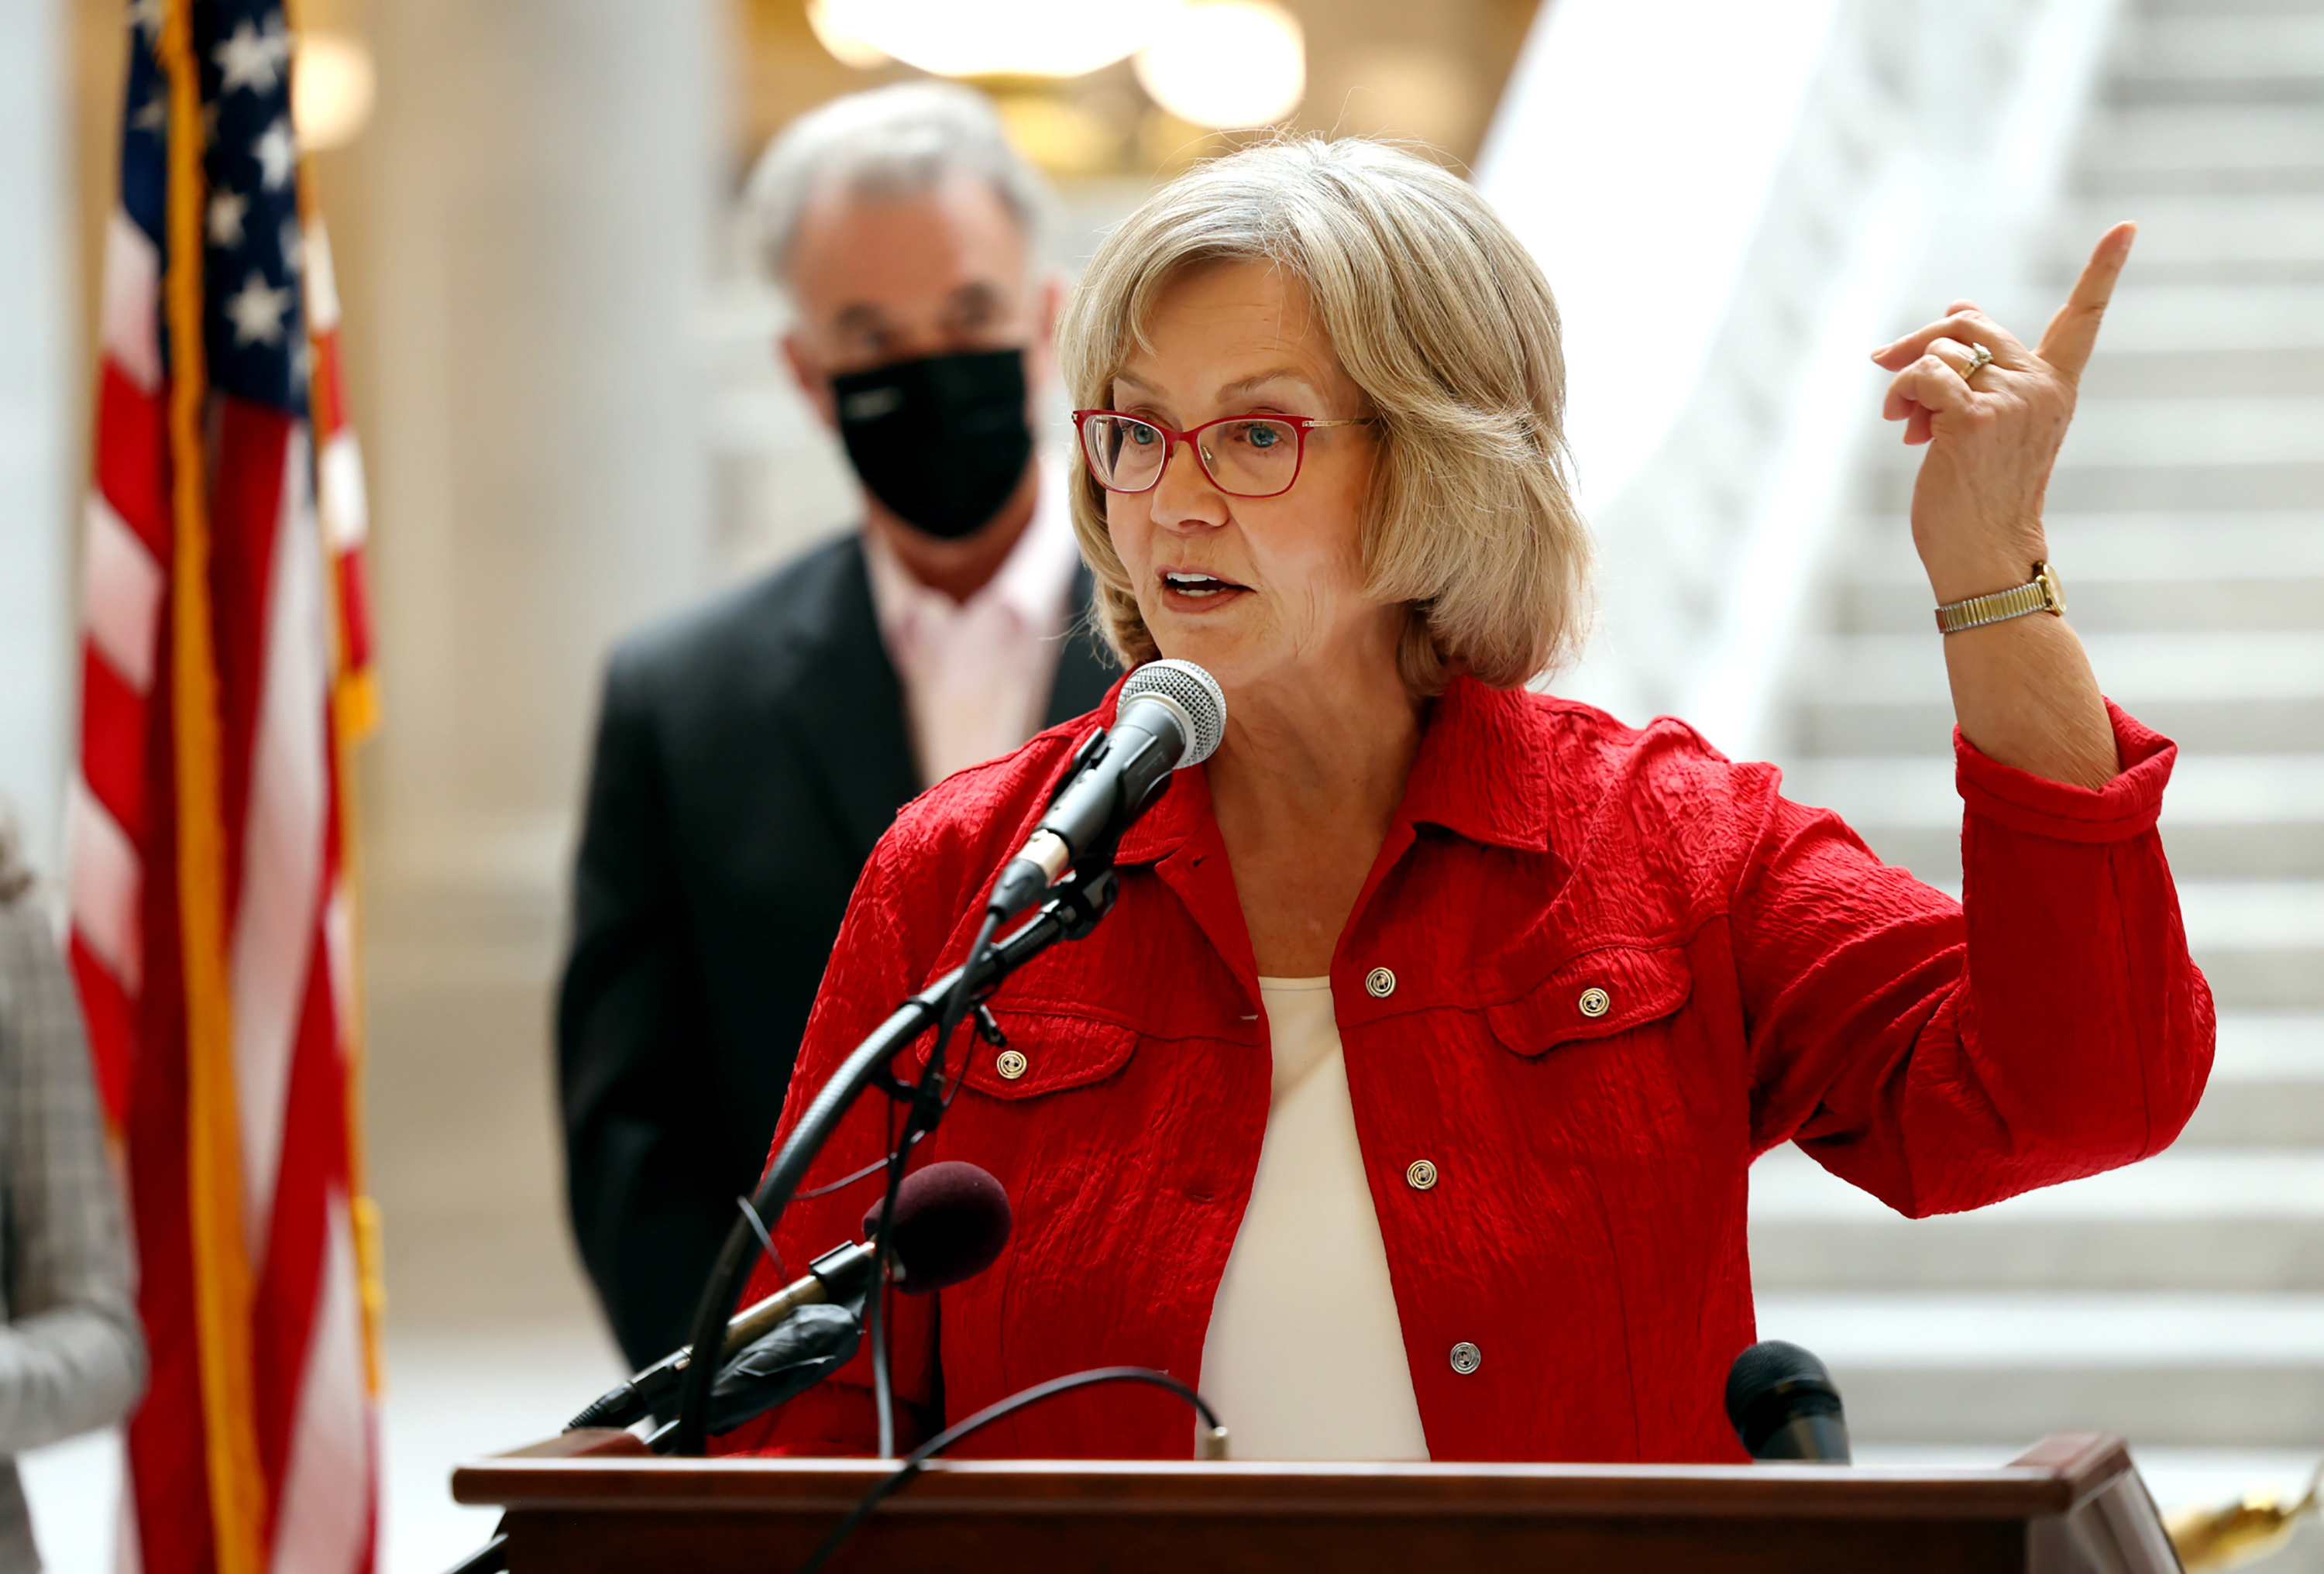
[718,676,2212,1463]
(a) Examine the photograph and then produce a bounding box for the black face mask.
[831,347,1033,541]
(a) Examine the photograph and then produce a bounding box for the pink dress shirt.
[862,461,1081,787]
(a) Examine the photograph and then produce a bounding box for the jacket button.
[1365,967,1397,998]
[1449,1342,1482,1376]
[995,1049,1028,1081]
[1578,987,1611,1019]
[1405,1160,1438,1191]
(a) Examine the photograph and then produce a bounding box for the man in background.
[557,84,1115,1370]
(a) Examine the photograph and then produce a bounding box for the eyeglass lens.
[1081,414,1301,498]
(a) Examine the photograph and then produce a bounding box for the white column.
[349,0,723,1327]
[362,0,720,884]
[0,0,72,879]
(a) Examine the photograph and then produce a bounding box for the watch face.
[2037,562,2066,615]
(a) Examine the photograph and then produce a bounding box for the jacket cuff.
[1954,699,2176,844]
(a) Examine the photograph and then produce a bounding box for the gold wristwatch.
[1934,562,2066,634]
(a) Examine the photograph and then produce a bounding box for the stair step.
[2115,15,2324,105]
[1869,459,2324,513]
[2144,0,2324,19]
[1790,697,2324,757]
[2082,105,2324,193]
[1754,1291,2324,1445]
[1776,755,2324,833]
[1838,576,2324,634]
[1801,631,2324,707]
[2068,282,2324,351]
[1775,755,2324,879]
[2081,347,2324,396]
[1841,512,2324,582]
[2048,193,2324,281]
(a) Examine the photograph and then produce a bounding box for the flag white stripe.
[114,1431,143,1574]
[67,778,142,995]
[231,428,328,1258]
[84,493,163,694]
[98,209,162,393]
[267,1189,372,1574]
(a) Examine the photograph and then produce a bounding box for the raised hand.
[1870,222,2136,607]
[1863,223,2137,790]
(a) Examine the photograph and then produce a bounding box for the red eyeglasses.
[1072,409,1373,500]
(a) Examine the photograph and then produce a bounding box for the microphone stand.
[665,858,1120,1457]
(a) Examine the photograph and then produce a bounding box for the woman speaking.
[721,138,2212,1464]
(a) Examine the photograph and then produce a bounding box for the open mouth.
[1160,569,1248,600]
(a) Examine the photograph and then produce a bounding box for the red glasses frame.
[1071,408,1373,499]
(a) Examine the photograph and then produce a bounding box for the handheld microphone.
[986,659,1226,923]
[570,1160,1012,1432]
[1725,1340,1851,1463]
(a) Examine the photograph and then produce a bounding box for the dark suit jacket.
[556,531,1117,1368]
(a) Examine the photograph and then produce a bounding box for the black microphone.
[985,659,1226,923]
[570,1160,1012,1432]
[1725,1340,1851,1463]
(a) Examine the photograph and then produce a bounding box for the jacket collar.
[1111,673,1554,868]
[1398,676,1556,853]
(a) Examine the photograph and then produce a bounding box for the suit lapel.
[784,534,922,859]
[1043,561,1122,728]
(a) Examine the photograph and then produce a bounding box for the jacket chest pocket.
[919,1009,1139,1101]
[1484,944,1693,1058]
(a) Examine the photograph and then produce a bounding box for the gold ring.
[1961,342,1993,381]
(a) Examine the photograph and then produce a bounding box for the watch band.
[1934,562,2066,634]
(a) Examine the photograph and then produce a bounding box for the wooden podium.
[453,1429,2182,1572]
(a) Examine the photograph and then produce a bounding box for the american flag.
[69,1,383,1570]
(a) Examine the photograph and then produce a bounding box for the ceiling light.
[806,0,891,70]
[292,32,375,152]
[1136,2,1304,129]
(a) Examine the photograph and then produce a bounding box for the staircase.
[1758,0,2324,1545]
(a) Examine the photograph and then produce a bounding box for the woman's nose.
[1149,437,1226,531]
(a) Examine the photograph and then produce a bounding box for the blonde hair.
[1057,137,1591,693]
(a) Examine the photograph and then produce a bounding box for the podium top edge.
[452,1432,2132,1521]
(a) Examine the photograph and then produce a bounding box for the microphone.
[985,659,1226,923]
[570,1160,1012,1432]
[1725,1341,1851,1463]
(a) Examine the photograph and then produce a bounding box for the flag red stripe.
[68,935,136,1128]
[206,399,293,920]
[123,627,217,1574]
[95,359,171,558]
[80,644,150,845]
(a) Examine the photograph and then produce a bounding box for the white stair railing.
[1477,0,2123,758]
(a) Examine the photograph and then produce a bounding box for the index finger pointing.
[2036,222,2137,381]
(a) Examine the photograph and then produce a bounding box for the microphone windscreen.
[1119,659,1227,766]
[865,1160,1012,1294]
[1725,1339,1847,1459]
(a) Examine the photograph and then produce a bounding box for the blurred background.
[3,0,2322,1569]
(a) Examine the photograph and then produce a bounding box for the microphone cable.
[867,904,1002,1459]
[792,1366,1223,1574]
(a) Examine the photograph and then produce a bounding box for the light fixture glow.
[1136,2,1304,129]
[810,0,1176,80]
[291,31,375,152]
[806,0,891,70]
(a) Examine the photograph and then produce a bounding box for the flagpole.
[155,1,270,1569]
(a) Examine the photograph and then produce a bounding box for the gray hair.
[741,82,1054,288]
